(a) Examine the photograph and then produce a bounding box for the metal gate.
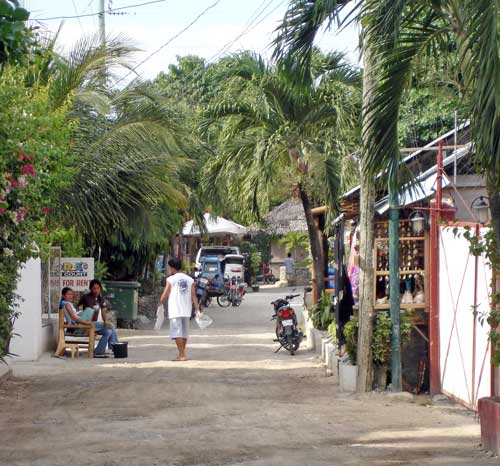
[439,225,491,409]
[41,247,61,323]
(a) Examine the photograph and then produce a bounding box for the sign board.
[60,258,94,291]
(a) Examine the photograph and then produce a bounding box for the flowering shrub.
[0,69,73,358]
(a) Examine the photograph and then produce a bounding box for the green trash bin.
[103,281,140,324]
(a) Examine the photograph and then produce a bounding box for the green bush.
[343,317,358,364]
[309,291,334,331]
[372,311,412,366]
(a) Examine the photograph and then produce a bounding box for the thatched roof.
[262,199,307,235]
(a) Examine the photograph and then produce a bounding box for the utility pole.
[389,187,402,391]
[98,0,106,47]
[98,0,106,87]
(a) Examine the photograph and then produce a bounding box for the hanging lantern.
[471,196,491,225]
[409,210,426,235]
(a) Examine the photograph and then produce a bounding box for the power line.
[208,0,285,62]
[116,0,221,85]
[34,0,168,21]
[71,0,84,31]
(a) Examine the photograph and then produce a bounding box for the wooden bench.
[55,309,96,359]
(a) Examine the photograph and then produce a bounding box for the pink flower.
[16,210,25,222]
[43,228,49,234]
[0,208,4,215]
[22,164,35,177]
[12,180,18,189]
[17,176,28,188]
[42,207,50,214]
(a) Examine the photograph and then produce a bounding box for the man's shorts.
[169,317,190,339]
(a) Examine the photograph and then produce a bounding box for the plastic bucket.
[113,342,128,358]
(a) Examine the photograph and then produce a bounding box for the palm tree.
[279,231,310,261]
[201,51,361,299]
[274,0,388,391]
[26,34,206,256]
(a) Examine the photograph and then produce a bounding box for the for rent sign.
[61,258,94,291]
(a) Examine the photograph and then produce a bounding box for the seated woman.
[60,286,93,334]
[78,279,118,357]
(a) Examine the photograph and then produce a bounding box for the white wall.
[439,226,491,409]
[10,258,55,361]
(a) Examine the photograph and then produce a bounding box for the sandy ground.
[0,288,497,466]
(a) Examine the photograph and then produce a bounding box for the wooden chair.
[55,309,96,359]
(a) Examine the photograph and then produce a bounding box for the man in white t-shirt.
[159,258,200,361]
[284,252,296,285]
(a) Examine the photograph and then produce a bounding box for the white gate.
[439,226,491,409]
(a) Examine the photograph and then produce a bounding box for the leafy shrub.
[343,316,358,364]
[371,311,411,366]
[309,291,334,331]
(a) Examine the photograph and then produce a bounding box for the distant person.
[79,279,118,357]
[159,258,200,361]
[284,252,295,285]
[263,262,271,284]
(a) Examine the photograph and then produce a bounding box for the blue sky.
[24,0,360,82]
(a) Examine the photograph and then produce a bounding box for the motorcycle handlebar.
[286,294,301,300]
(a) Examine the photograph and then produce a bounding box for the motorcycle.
[219,276,245,307]
[195,276,212,309]
[271,293,303,355]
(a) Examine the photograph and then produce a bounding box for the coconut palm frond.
[459,0,500,182]
[273,0,357,84]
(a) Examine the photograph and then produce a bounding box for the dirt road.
[0,289,496,466]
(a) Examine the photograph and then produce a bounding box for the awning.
[182,213,247,237]
[375,145,470,214]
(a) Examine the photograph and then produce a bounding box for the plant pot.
[252,285,260,292]
[373,365,388,390]
[478,397,500,455]
[339,361,358,392]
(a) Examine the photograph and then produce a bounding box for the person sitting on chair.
[79,279,118,357]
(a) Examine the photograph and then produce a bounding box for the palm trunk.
[487,180,500,258]
[356,46,376,392]
[298,185,325,301]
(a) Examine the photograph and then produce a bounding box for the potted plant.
[339,316,358,391]
[371,311,411,389]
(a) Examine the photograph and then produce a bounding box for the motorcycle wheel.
[286,335,295,355]
[217,294,231,307]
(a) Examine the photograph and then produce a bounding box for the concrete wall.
[444,175,487,223]
[10,258,56,361]
[270,239,308,277]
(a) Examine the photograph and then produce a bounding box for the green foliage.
[201,51,361,224]
[327,320,337,342]
[94,260,109,281]
[0,67,72,358]
[250,251,262,277]
[0,0,31,70]
[343,316,358,365]
[279,231,310,257]
[240,233,273,264]
[309,291,334,331]
[371,311,412,366]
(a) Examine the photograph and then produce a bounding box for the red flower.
[43,228,49,234]
[42,207,50,214]
[24,206,30,213]
[22,164,35,177]
[12,180,18,189]
[19,152,25,161]
[0,208,4,215]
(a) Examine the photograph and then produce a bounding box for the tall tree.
[201,52,361,298]
[274,0,381,391]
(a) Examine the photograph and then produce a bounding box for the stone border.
[0,364,12,384]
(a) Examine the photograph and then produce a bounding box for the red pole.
[429,141,444,395]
